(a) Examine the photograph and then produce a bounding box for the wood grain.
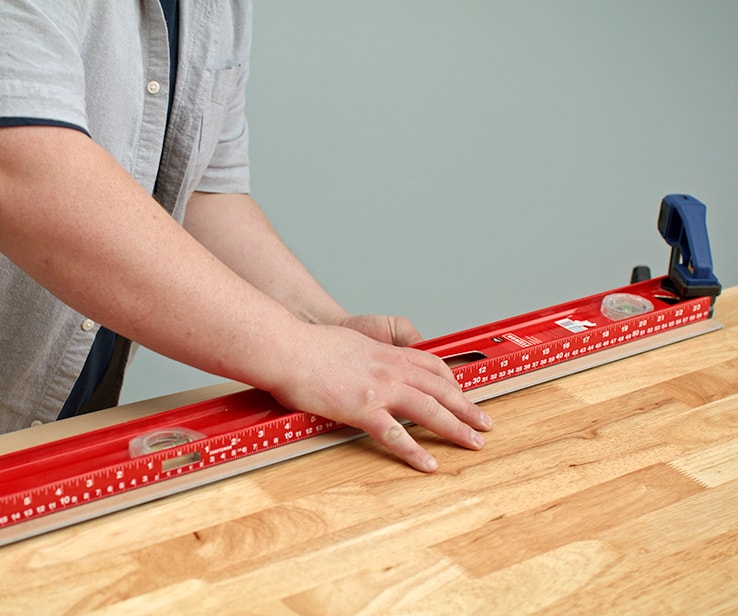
[0,287,736,615]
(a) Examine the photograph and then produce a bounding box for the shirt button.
[30,420,43,428]
[146,79,161,95]
[81,318,95,331]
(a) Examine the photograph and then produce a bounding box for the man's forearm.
[184,191,351,327]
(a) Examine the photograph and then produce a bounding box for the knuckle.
[382,422,408,446]
[422,394,441,420]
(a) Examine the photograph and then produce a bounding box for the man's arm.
[184,191,351,328]
[184,191,425,346]
[0,126,491,471]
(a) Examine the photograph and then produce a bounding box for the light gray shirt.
[0,1,252,432]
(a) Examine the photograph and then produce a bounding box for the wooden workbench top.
[1,287,737,615]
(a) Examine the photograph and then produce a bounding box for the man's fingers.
[400,350,493,433]
[389,315,424,347]
[357,379,491,473]
[404,346,459,382]
[361,410,440,473]
[390,384,488,451]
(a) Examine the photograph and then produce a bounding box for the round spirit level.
[600,293,654,321]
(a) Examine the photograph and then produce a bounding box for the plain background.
[121,1,738,404]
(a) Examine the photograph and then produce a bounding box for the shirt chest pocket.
[198,64,244,158]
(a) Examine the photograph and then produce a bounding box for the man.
[0,1,491,472]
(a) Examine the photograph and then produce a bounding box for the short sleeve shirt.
[0,1,253,432]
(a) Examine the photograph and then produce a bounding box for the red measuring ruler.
[416,276,714,391]
[0,389,345,531]
[0,195,723,545]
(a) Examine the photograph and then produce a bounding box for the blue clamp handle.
[658,194,721,298]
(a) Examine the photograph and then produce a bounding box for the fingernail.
[472,431,485,449]
[480,411,493,428]
[423,454,439,472]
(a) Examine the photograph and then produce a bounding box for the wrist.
[295,304,352,328]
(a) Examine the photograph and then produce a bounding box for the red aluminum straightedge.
[0,275,717,540]
[0,390,342,531]
[416,276,713,390]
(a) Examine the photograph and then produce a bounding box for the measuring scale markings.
[0,396,343,528]
[452,300,709,389]
[415,280,712,391]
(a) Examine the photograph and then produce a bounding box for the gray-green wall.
[121,1,738,403]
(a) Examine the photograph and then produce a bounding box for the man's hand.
[185,192,492,472]
[338,313,424,347]
[268,320,493,473]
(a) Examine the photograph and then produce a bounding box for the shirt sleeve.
[0,2,89,132]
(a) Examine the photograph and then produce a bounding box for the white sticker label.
[555,318,597,333]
